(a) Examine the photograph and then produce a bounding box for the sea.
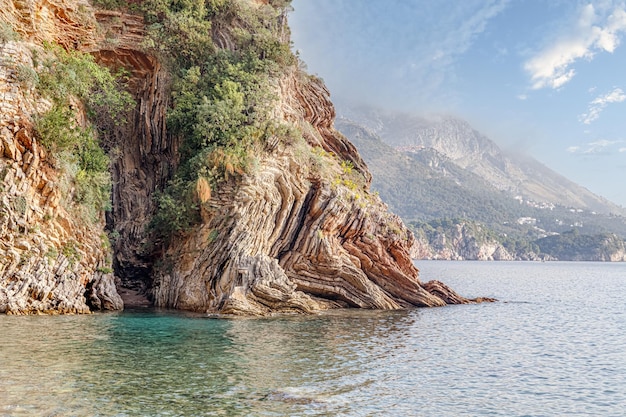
[1,261,625,417]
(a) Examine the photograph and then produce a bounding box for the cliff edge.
[0,0,475,315]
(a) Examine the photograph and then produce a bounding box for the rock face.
[0,51,121,314]
[0,0,121,314]
[151,70,472,314]
[411,223,514,261]
[0,0,477,315]
[92,10,174,292]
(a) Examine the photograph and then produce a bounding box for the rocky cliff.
[151,70,457,314]
[0,0,476,315]
[410,222,515,261]
[0,0,122,314]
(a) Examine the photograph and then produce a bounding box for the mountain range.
[335,105,626,259]
[338,105,624,215]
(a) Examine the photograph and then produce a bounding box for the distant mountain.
[335,106,626,244]
[337,106,625,216]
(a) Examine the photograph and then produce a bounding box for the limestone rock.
[150,71,470,314]
[94,5,475,315]
[0,1,122,315]
[0,0,476,316]
[411,222,514,261]
[86,272,124,311]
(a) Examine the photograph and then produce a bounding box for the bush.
[149,178,201,240]
[0,22,20,44]
[35,104,85,151]
[33,44,134,222]
[37,44,134,131]
[144,0,298,243]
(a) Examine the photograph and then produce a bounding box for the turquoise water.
[1,261,625,416]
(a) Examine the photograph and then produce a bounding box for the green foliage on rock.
[535,229,626,261]
[149,178,202,239]
[36,44,133,131]
[33,44,134,220]
[89,0,128,10]
[0,22,20,44]
[142,0,297,241]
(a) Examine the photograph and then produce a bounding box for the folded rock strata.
[0,0,477,315]
[151,70,474,314]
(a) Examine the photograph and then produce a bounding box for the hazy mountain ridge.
[335,107,626,260]
[337,105,625,216]
[337,118,534,225]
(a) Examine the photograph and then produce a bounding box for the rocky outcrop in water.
[0,0,477,315]
[151,69,474,314]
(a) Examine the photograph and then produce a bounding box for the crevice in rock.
[276,182,318,260]
[90,12,176,300]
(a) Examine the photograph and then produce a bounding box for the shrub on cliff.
[33,44,134,220]
[143,0,297,241]
[0,21,20,44]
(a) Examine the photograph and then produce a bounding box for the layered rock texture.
[152,70,465,314]
[0,6,122,313]
[0,0,476,315]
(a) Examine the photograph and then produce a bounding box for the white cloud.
[403,0,510,75]
[517,94,528,100]
[524,3,626,90]
[579,87,626,124]
[568,139,624,154]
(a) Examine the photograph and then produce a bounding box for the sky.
[289,0,626,207]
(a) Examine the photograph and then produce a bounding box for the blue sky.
[289,0,626,207]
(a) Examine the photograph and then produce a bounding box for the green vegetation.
[36,44,133,132]
[0,22,20,44]
[149,178,202,238]
[89,0,128,10]
[500,235,540,258]
[33,44,134,221]
[11,196,28,217]
[332,158,365,197]
[535,229,625,261]
[341,118,626,258]
[410,218,500,250]
[15,64,39,90]
[140,0,297,241]
[409,218,626,260]
[61,240,80,264]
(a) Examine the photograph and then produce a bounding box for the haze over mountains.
[335,105,626,242]
[338,105,624,216]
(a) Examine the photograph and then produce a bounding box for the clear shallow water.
[1,261,625,416]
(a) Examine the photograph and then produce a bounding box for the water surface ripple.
[1,261,625,416]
